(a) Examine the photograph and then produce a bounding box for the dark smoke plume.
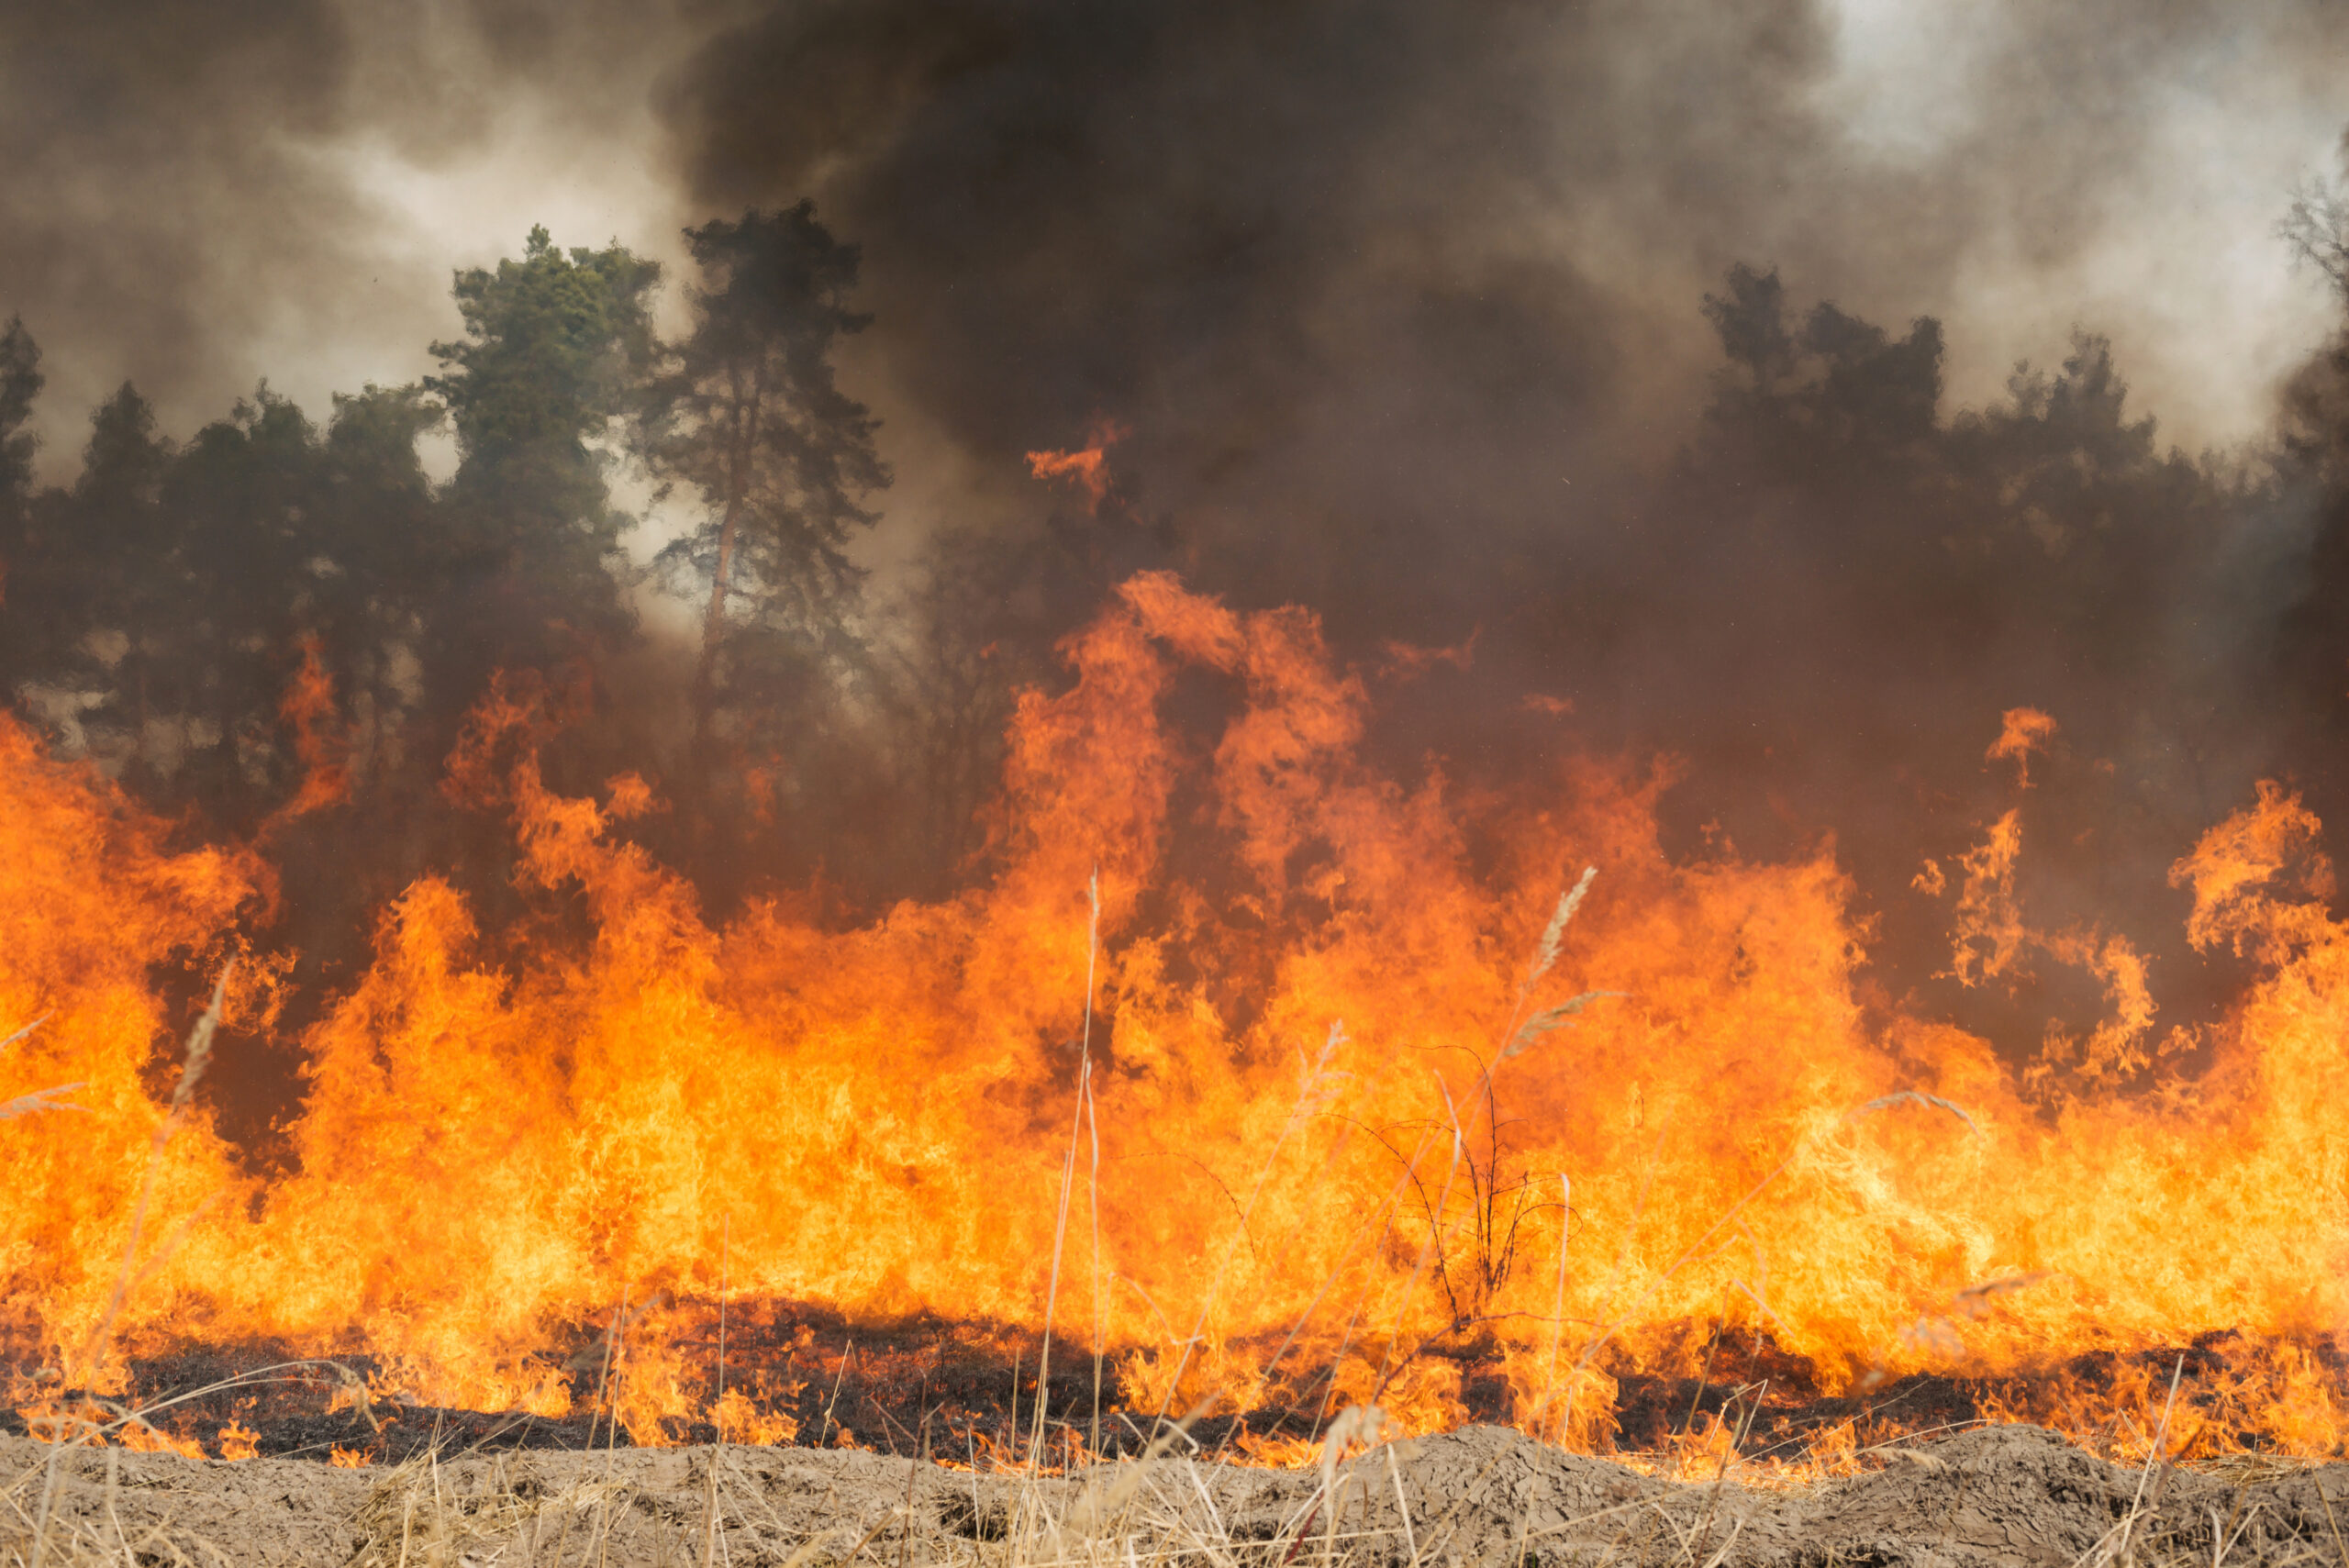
[659,0,2348,626]
[656,0,2349,1040]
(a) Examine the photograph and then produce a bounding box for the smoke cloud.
[659,0,2346,608]
[0,0,698,473]
[652,0,2349,1034]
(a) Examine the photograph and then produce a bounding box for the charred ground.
[6,1313,2335,1473]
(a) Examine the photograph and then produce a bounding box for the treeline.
[1509,239,2349,1042]
[0,211,1160,984]
[8,196,2349,1043]
[1569,265,2315,1012]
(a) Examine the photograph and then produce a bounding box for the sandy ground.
[5,1423,2346,1566]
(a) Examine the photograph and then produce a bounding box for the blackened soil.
[4,1310,2341,1469]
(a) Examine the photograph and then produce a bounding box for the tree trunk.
[701,491,744,680]
[695,367,761,740]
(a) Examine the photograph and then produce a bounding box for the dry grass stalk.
[0,1086,83,1124]
[77,964,233,1383]
[1033,868,1102,1468]
[2088,1354,2188,1568]
[9,1424,2334,1568]
[0,1018,81,1126]
[706,1212,730,1568]
[26,968,233,1568]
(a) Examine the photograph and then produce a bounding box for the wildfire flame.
[1986,706,2058,789]
[1026,419,1130,509]
[271,634,352,826]
[1,574,2345,1458]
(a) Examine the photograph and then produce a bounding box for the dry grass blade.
[0,1084,85,1122]
[1032,867,1103,1467]
[2080,1353,2187,1568]
[1529,865,1598,986]
[1504,990,1624,1058]
[1055,1390,1223,1540]
[1856,1088,1983,1138]
[163,968,229,1116]
[2319,1483,2349,1568]
[0,1018,80,1122]
[1317,1404,1395,1506]
[1696,1514,1744,1568]
[76,962,234,1381]
[2192,1451,2311,1485]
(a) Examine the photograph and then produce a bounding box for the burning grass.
[4,573,2349,1557]
[5,1317,2337,1473]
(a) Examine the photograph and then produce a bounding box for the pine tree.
[643,203,887,739]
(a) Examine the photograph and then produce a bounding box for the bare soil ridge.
[7,1423,2346,1566]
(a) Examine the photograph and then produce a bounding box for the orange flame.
[1,575,2346,1456]
[269,635,351,824]
[1379,628,1479,680]
[1026,419,1130,508]
[1986,706,2057,788]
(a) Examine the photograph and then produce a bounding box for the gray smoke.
[655,0,2349,637]
[644,0,2349,1041]
[1,1,2340,510]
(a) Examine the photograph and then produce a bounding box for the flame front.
[1,574,2344,1456]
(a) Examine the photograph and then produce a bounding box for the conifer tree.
[643,203,887,739]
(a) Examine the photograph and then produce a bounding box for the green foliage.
[1688,264,2236,662]
[78,382,172,506]
[576,204,897,895]
[426,225,661,591]
[0,317,40,512]
[431,225,661,484]
[651,203,885,608]
[422,228,662,718]
[0,224,669,838]
[644,203,888,756]
[1701,261,1944,468]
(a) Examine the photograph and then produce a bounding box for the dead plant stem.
[1034,870,1101,1467]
